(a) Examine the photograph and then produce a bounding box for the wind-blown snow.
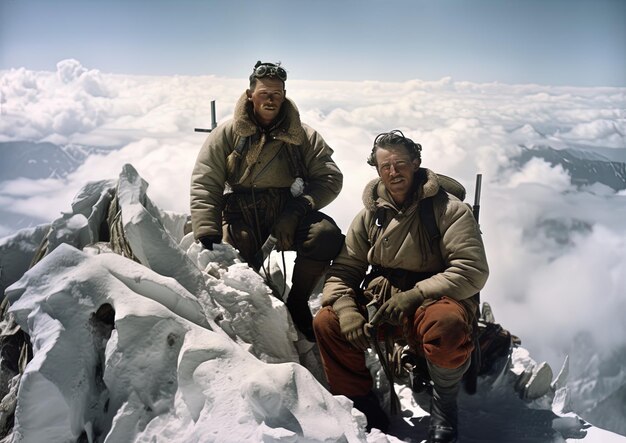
[0,165,621,442]
[6,244,362,442]
[3,165,364,442]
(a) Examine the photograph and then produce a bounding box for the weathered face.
[246,77,285,126]
[374,145,420,206]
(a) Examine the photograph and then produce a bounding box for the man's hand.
[334,294,369,350]
[369,289,424,326]
[272,197,311,251]
[199,235,222,251]
[272,211,299,251]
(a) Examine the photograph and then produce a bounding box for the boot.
[286,257,328,341]
[350,391,390,433]
[428,383,459,442]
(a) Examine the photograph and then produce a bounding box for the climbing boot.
[428,383,459,443]
[287,257,327,341]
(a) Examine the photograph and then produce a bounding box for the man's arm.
[190,124,233,240]
[299,125,343,210]
[322,208,373,349]
[417,196,489,301]
[322,208,371,306]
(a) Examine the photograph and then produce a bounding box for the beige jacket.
[322,168,488,313]
[190,93,343,239]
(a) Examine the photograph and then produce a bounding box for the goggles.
[252,63,287,81]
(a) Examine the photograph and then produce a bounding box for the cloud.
[559,119,626,148]
[1,60,625,371]
[56,59,88,84]
[506,158,573,191]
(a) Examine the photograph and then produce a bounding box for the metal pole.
[473,173,482,222]
[194,100,217,133]
[211,100,217,130]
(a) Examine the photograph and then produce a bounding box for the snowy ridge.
[516,145,626,191]
[0,165,623,442]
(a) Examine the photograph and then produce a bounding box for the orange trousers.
[313,297,474,397]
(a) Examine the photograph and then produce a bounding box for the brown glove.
[370,288,424,326]
[334,294,369,350]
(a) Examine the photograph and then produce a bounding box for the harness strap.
[418,197,439,252]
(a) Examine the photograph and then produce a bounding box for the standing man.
[191,61,344,342]
[313,130,488,441]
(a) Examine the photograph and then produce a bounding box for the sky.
[1,0,625,87]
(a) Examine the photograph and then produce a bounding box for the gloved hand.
[198,235,222,251]
[370,289,424,326]
[334,294,369,350]
[272,196,311,251]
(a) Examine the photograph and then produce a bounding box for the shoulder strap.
[419,196,440,248]
[283,140,308,180]
[419,174,466,247]
[233,135,249,155]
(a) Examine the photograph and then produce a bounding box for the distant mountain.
[0,141,113,181]
[516,145,626,191]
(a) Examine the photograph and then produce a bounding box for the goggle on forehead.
[253,64,287,81]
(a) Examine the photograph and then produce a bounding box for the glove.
[334,294,369,350]
[198,235,222,251]
[369,289,424,326]
[272,196,311,251]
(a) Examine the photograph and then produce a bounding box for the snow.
[1,166,624,442]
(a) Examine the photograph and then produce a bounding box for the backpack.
[418,173,468,248]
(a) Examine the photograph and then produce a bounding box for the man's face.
[375,145,420,206]
[247,77,285,126]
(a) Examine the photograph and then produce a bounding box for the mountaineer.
[190,61,344,342]
[313,130,489,441]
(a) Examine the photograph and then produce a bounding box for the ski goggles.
[252,63,287,81]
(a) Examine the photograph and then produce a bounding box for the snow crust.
[1,165,623,442]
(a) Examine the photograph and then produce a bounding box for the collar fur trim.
[232,92,306,145]
[362,168,441,211]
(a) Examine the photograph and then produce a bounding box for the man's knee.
[419,298,470,336]
[223,222,259,264]
[417,298,473,368]
[296,212,344,261]
[313,306,340,340]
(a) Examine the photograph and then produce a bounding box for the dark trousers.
[222,189,343,266]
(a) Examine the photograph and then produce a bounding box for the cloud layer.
[1,59,625,370]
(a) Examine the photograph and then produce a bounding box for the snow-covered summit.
[0,165,621,442]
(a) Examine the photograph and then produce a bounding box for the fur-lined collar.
[232,92,306,145]
[362,168,441,211]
